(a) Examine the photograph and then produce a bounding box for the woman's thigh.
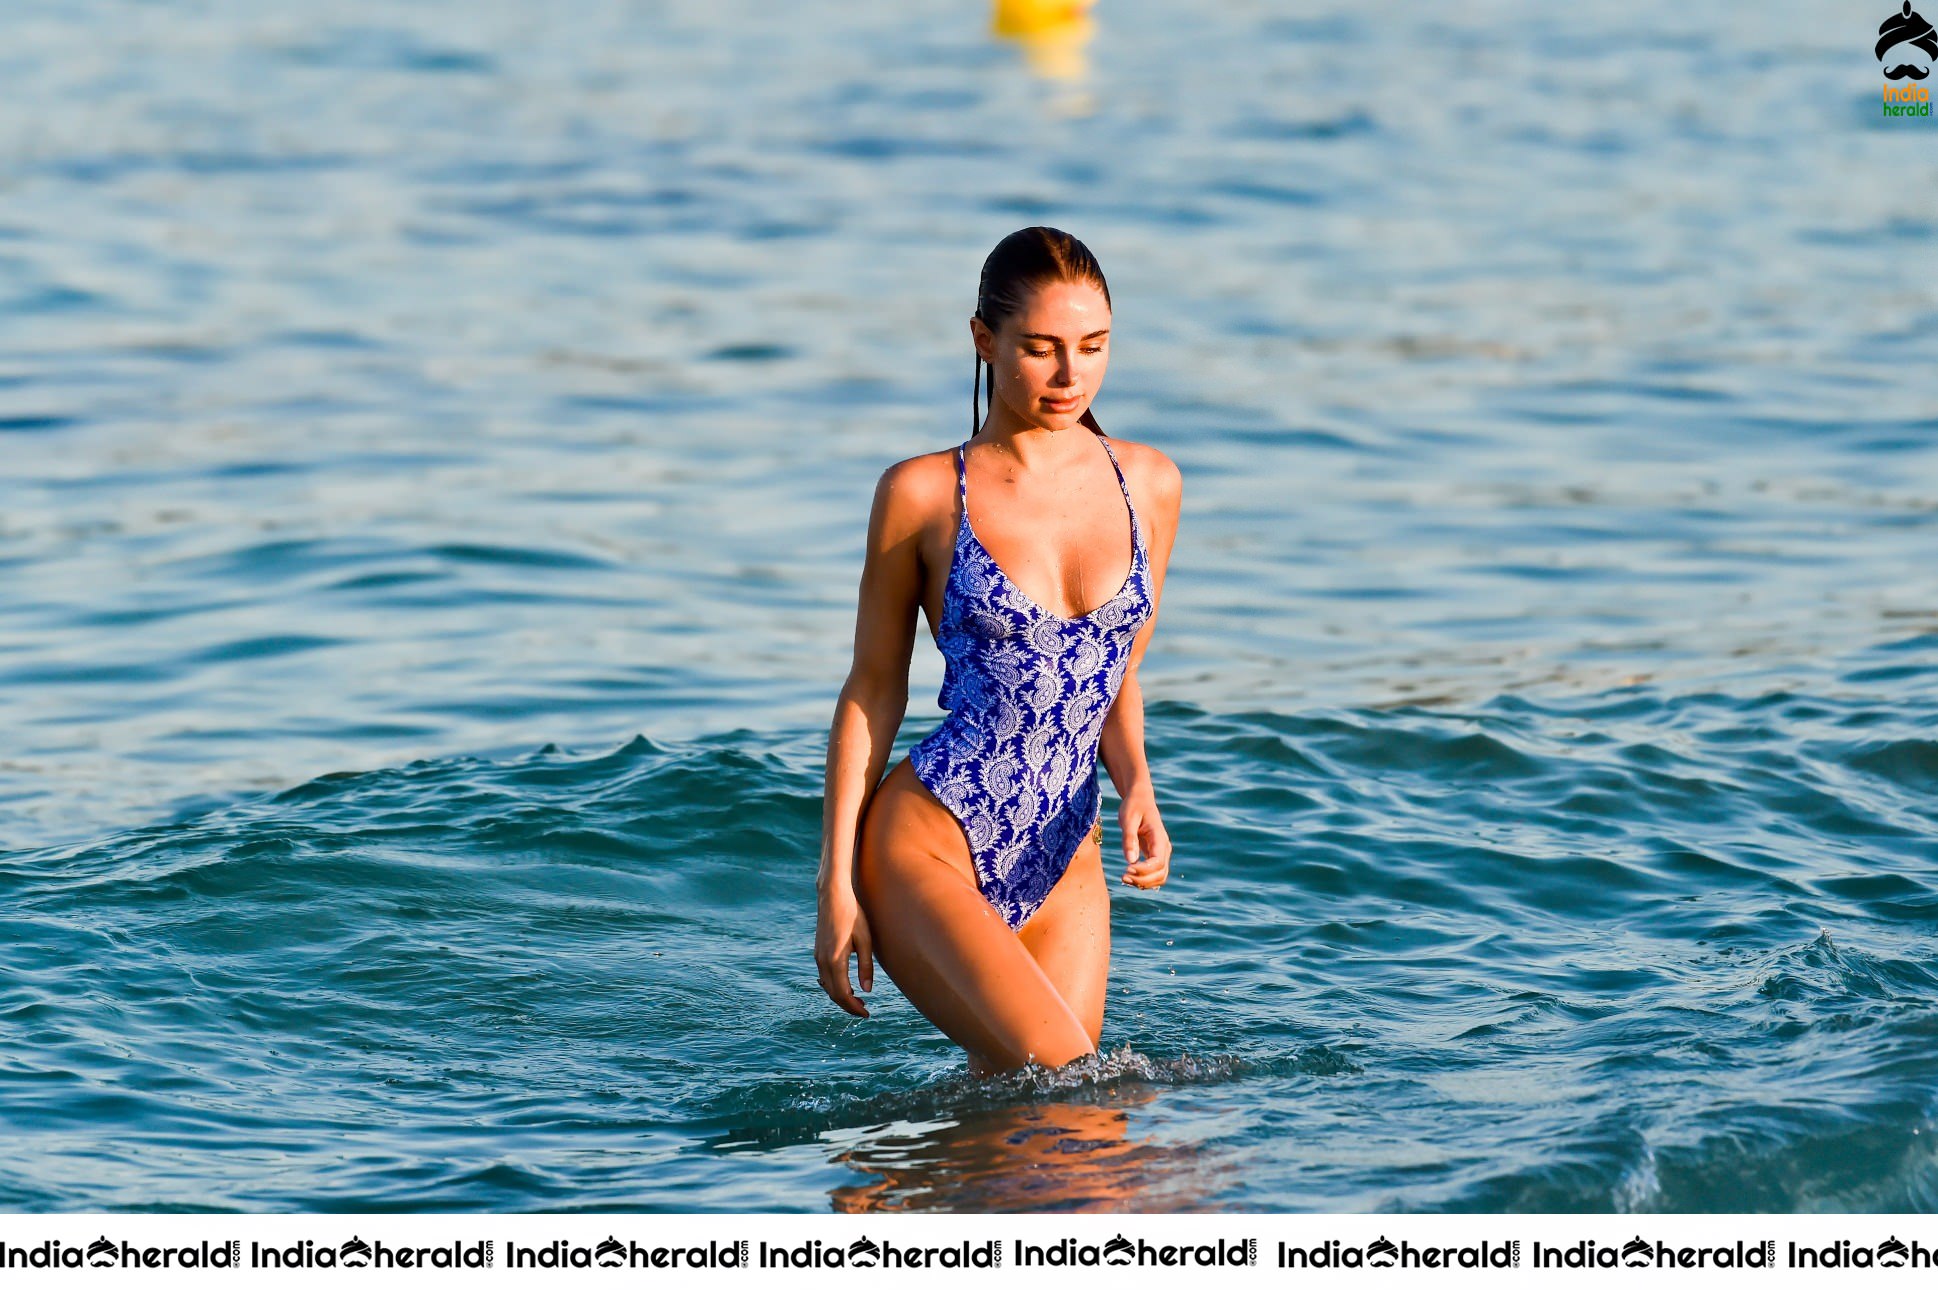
[1016,818,1112,1047]
[854,759,1095,1071]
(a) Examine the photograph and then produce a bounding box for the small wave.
[701,1042,1357,1152]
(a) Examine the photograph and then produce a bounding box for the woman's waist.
[915,706,1107,758]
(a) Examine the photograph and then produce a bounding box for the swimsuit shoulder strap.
[954,441,969,510]
[1093,429,1136,512]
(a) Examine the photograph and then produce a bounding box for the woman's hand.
[1117,788,1172,889]
[815,885,875,1018]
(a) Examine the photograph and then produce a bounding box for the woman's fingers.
[1146,812,1170,857]
[815,895,875,1017]
[818,949,870,1017]
[1119,813,1171,888]
[852,911,875,993]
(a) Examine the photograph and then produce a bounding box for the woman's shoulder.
[869,444,961,534]
[877,442,959,495]
[1104,433,1182,503]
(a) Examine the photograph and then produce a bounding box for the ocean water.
[2,0,1935,1212]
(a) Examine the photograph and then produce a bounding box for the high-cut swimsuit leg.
[908,427,1155,931]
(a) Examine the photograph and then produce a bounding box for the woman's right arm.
[816,460,927,1018]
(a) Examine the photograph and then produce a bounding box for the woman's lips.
[1043,395,1081,411]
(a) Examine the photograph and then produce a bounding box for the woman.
[815,226,1182,1075]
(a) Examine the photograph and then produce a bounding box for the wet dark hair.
[972,226,1112,439]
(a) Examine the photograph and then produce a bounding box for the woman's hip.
[856,757,978,890]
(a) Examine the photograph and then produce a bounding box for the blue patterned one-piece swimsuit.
[908,427,1155,931]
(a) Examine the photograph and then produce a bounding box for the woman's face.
[976,279,1111,431]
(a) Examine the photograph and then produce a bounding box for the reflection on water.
[829,1084,1193,1213]
[693,1046,1297,1214]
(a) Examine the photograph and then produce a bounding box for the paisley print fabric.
[908,427,1155,931]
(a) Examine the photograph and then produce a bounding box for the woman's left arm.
[1099,446,1182,889]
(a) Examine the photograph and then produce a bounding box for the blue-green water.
[3,0,1935,1211]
